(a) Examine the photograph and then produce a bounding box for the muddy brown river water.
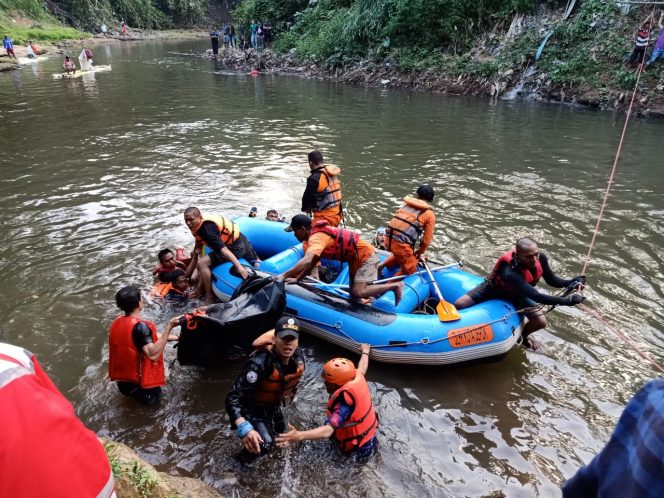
[1,39,663,497]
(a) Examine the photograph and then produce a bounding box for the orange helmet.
[321,358,356,386]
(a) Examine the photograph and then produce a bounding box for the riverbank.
[224,0,664,117]
[210,38,664,118]
[103,439,223,498]
[0,25,207,71]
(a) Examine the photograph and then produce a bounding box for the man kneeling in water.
[225,317,305,459]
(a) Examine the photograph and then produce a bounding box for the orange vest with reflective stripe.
[490,249,543,288]
[191,214,240,247]
[310,221,359,262]
[386,197,430,247]
[312,166,342,212]
[108,316,165,389]
[0,342,116,498]
[253,352,304,407]
[326,371,378,452]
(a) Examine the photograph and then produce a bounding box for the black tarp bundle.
[177,276,286,366]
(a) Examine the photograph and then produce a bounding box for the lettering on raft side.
[447,325,494,348]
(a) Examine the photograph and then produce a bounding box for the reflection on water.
[1,39,663,496]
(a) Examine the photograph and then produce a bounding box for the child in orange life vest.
[276,343,379,460]
[108,286,181,405]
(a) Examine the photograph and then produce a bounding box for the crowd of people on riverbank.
[628,12,664,68]
[209,19,275,56]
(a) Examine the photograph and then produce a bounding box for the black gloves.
[569,275,586,287]
[565,294,585,305]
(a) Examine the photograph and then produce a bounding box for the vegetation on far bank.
[235,0,664,101]
[0,0,209,34]
[0,0,87,42]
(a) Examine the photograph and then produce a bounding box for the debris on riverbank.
[102,438,223,498]
[207,44,664,117]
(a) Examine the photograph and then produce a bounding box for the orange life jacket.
[108,316,165,389]
[386,197,430,247]
[312,165,342,212]
[326,372,378,452]
[310,221,359,262]
[151,282,173,297]
[253,349,304,407]
[490,249,543,289]
[190,214,240,247]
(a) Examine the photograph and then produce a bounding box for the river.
[1,39,663,497]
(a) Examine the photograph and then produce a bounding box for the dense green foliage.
[236,0,663,94]
[236,0,549,67]
[2,0,210,31]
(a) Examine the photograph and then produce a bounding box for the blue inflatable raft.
[210,217,525,366]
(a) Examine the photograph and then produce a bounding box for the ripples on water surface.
[1,40,663,496]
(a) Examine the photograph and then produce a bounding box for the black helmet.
[416,184,434,202]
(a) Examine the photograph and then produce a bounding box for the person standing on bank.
[379,184,436,276]
[108,286,181,405]
[454,237,586,350]
[210,27,220,56]
[301,151,343,227]
[183,207,259,303]
[276,343,378,460]
[225,316,305,457]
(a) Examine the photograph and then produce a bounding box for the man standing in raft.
[379,184,436,276]
[183,207,259,303]
[225,316,305,458]
[276,344,378,460]
[108,286,181,405]
[301,151,343,227]
[281,214,403,304]
[454,237,586,350]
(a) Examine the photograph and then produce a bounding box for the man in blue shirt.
[3,35,16,60]
[562,378,664,497]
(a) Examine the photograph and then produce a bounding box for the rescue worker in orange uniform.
[379,184,436,276]
[0,342,116,497]
[108,285,181,405]
[454,238,586,350]
[184,206,259,303]
[276,343,378,460]
[281,214,403,304]
[301,151,343,227]
[225,316,305,457]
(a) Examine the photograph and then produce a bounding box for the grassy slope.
[0,0,89,44]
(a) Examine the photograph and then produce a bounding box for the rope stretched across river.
[577,11,664,374]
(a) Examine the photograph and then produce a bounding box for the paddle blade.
[436,300,461,322]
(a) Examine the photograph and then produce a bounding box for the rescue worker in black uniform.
[225,316,305,457]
